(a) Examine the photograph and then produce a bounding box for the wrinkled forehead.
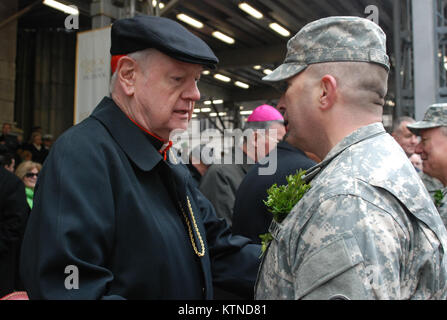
[145,50,204,75]
[420,126,443,138]
[400,121,415,132]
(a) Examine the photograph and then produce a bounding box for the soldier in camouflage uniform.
[255,16,447,299]
[408,104,447,227]
[420,172,443,202]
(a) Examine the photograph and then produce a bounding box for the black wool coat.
[232,141,316,244]
[0,167,29,297]
[20,97,260,299]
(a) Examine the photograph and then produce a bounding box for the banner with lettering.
[74,26,111,124]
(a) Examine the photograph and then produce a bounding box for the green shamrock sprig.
[259,169,311,255]
[434,189,445,208]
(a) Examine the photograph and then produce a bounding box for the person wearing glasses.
[15,161,41,209]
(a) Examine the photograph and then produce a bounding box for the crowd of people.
[0,123,54,297]
[1,14,447,300]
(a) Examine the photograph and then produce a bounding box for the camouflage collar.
[303,122,386,183]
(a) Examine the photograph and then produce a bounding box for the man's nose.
[414,141,423,154]
[183,81,201,101]
[276,96,286,116]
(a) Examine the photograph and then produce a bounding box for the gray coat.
[199,155,252,226]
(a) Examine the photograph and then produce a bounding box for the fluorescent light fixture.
[263,69,273,75]
[192,114,197,118]
[235,81,250,89]
[212,31,235,44]
[43,0,79,15]
[152,1,165,9]
[269,22,290,37]
[253,65,262,70]
[202,70,210,75]
[176,13,204,29]
[238,2,263,19]
[386,100,396,107]
[240,110,253,115]
[208,112,227,117]
[201,108,211,112]
[214,74,231,82]
[204,99,224,105]
[193,108,201,113]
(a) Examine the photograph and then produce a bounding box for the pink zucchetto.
[246,104,284,122]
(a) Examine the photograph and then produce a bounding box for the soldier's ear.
[319,75,337,111]
[117,56,137,96]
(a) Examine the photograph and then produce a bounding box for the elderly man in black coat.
[20,15,260,299]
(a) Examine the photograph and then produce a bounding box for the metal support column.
[435,0,447,102]
[393,0,403,118]
[91,0,120,28]
[412,0,438,120]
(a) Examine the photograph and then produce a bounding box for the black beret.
[110,15,218,69]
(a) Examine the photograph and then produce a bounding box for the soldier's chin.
[422,163,433,176]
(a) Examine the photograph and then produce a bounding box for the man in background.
[232,132,316,244]
[199,104,286,226]
[408,104,447,226]
[391,116,419,157]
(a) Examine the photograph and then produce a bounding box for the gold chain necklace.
[180,196,205,257]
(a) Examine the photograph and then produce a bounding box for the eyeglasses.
[25,172,38,178]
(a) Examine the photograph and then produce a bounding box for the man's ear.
[117,56,138,96]
[319,75,337,110]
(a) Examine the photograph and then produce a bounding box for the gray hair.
[243,120,284,131]
[392,116,415,134]
[238,120,285,147]
[109,48,157,95]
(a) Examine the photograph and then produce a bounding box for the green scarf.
[25,187,34,209]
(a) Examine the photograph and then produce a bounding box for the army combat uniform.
[409,105,447,229]
[255,16,447,300]
[420,172,443,200]
[255,123,447,299]
[419,172,447,226]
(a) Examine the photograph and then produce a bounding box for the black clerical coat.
[232,141,316,244]
[0,167,29,297]
[20,97,260,299]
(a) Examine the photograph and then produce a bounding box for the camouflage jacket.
[436,187,447,228]
[419,172,447,227]
[255,123,447,300]
[419,172,443,201]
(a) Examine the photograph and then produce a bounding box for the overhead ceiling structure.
[160,0,395,107]
[16,0,398,116]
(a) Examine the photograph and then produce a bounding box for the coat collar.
[277,140,307,156]
[303,122,386,183]
[91,97,163,171]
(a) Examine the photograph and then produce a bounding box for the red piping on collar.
[125,114,173,161]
